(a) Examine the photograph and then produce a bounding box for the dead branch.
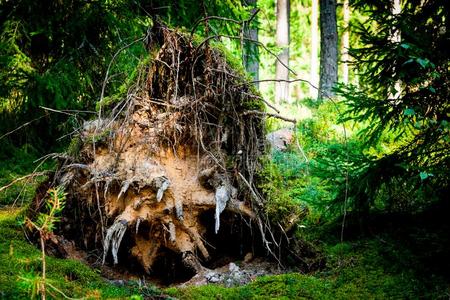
[0,115,46,141]
[40,106,96,116]
[190,8,260,37]
[240,78,318,91]
[99,36,145,117]
[0,171,49,193]
[243,110,296,124]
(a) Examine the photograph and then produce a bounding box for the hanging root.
[153,176,170,202]
[214,184,231,234]
[103,218,128,264]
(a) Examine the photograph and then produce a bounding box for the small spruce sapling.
[23,187,66,300]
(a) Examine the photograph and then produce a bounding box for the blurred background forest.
[0,0,449,298]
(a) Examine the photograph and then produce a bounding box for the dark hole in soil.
[199,209,266,269]
[150,248,197,285]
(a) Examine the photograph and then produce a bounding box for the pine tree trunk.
[341,0,350,84]
[309,0,319,98]
[243,0,259,87]
[318,0,338,99]
[275,0,290,103]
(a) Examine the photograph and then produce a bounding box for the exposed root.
[103,218,128,265]
[214,183,231,234]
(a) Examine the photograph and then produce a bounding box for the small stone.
[205,271,221,283]
[244,252,253,263]
[110,279,125,286]
[229,262,239,273]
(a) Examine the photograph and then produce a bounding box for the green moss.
[166,274,333,300]
[257,156,304,225]
[66,136,83,158]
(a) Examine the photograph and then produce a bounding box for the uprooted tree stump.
[30,25,320,284]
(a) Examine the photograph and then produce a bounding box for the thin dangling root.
[103,218,128,264]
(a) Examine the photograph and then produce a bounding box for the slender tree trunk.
[243,0,259,88]
[275,0,290,103]
[309,0,319,98]
[341,0,350,84]
[318,0,338,99]
[389,0,401,99]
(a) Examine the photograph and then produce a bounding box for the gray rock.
[266,128,294,151]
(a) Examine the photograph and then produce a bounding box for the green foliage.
[28,187,66,233]
[0,0,149,151]
[259,156,306,225]
[22,187,66,299]
[333,0,450,215]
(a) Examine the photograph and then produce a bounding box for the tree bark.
[275,0,290,103]
[309,0,319,98]
[341,0,350,84]
[243,0,259,88]
[318,0,338,99]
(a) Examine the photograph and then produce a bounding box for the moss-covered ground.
[1,204,448,299]
[167,237,449,300]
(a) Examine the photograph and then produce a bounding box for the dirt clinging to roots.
[31,25,314,283]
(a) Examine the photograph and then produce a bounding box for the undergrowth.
[0,208,164,299]
[1,203,448,299]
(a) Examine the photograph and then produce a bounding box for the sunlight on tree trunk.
[318,0,338,99]
[275,0,290,103]
[341,0,350,84]
[309,0,320,98]
[243,0,259,88]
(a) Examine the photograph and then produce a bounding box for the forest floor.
[1,202,449,299]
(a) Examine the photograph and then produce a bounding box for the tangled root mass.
[31,25,318,283]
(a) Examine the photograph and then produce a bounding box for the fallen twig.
[0,115,46,141]
[0,171,49,193]
[243,110,296,124]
